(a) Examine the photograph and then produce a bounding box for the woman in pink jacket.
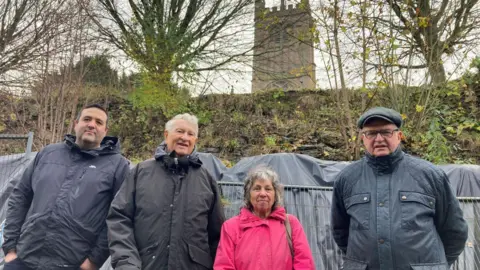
[214,165,315,270]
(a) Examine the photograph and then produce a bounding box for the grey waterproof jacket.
[2,135,130,269]
[331,147,468,270]
[107,143,225,270]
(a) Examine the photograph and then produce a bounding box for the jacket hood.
[238,207,287,230]
[365,146,404,175]
[64,134,121,156]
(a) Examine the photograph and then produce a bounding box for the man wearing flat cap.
[331,106,468,270]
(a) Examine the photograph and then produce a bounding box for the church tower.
[251,0,316,92]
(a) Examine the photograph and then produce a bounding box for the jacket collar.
[365,146,404,175]
[64,134,121,157]
[238,206,287,230]
[154,141,202,173]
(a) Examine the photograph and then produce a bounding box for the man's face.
[361,119,402,157]
[164,119,198,157]
[74,108,108,149]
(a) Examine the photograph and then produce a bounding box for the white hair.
[165,113,199,136]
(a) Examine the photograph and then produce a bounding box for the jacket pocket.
[139,242,159,255]
[187,243,213,269]
[17,213,44,248]
[345,193,371,230]
[115,258,141,270]
[19,213,44,234]
[342,257,368,270]
[139,242,159,269]
[400,191,435,230]
[410,262,449,270]
[71,170,111,222]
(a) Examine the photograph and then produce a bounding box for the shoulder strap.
[285,214,294,259]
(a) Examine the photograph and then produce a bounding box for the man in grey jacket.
[107,113,225,270]
[2,104,130,270]
[331,107,468,270]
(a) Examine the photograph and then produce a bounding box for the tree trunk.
[67,84,81,135]
[360,0,368,111]
[333,0,358,159]
[427,56,447,85]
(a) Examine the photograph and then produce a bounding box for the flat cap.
[357,107,402,129]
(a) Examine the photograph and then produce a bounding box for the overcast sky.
[19,0,473,96]
[175,0,478,95]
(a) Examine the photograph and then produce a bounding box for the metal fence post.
[26,132,34,157]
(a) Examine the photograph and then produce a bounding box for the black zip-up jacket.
[2,135,130,269]
[331,147,468,270]
[107,143,225,270]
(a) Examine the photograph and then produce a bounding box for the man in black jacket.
[107,113,225,270]
[2,104,130,270]
[331,107,468,270]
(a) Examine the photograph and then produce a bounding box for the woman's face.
[250,178,275,218]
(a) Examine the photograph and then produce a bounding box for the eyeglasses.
[362,129,399,139]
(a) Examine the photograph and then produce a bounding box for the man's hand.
[5,251,18,263]
[80,258,97,270]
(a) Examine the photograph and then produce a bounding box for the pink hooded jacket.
[214,207,315,270]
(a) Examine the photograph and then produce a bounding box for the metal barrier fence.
[218,181,480,270]
[455,197,480,270]
[0,155,477,269]
[0,133,34,157]
[0,133,34,225]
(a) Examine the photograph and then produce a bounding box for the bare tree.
[305,0,360,159]
[0,0,70,86]
[5,1,114,147]
[378,0,480,85]
[85,0,256,91]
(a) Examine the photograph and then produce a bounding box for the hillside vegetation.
[1,71,479,165]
